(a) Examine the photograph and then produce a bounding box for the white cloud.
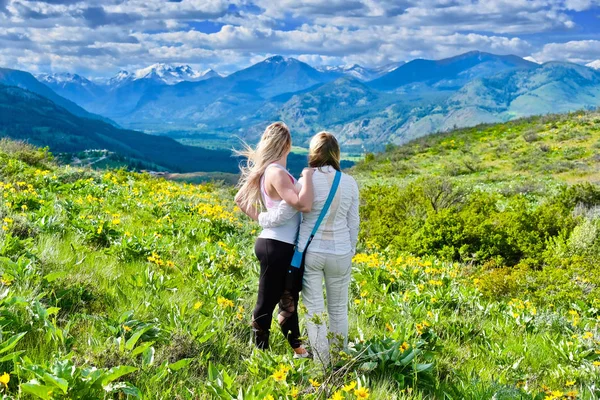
[533,40,600,63]
[0,0,597,77]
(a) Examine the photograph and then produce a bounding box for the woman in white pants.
[259,132,360,366]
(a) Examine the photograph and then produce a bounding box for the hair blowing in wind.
[234,122,292,212]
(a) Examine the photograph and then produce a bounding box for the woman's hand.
[268,168,314,213]
[301,167,314,179]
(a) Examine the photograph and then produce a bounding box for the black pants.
[253,238,301,349]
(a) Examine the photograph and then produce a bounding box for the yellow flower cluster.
[217,296,234,308]
[271,364,290,382]
[147,252,165,266]
[416,320,431,335]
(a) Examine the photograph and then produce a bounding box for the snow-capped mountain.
[317,62,404,81]
[110,64,221,86]
[107,70,133,87]
[37,72,106,107]
[38,72,94,87]
[586,60,600,70]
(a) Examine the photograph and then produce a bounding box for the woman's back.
[258,163,301,245]
[298,165,359,255]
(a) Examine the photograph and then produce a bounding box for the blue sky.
[1,0,599,77]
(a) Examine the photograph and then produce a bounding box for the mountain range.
[2,51,600,161]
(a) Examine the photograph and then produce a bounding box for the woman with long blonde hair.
[259,132,360,366]
[235,121,313,357]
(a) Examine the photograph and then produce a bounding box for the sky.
[1,0,600,78]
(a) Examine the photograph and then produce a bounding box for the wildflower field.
[0,111,599,399]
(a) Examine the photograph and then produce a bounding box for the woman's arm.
[267,167,314,213]
[347,178,360,254]
[258,201,298,228]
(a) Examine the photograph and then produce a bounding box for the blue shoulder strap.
[304,170,341,245]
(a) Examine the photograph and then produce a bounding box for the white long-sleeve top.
[258,166,360,255]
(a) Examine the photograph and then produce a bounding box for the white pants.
[302,251,353,366]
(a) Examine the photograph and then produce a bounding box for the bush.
[361,180,598,267]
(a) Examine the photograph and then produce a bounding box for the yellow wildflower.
[354,387,370,399]
[217,296,234,308]
[343,381,356,392]
[0,372,9,388]
[122,325,132,332]
[193,301,203,310]
[272,368,287,382]
[582,332,593,339]
[329,391,343,400]
[309,378,320,388]
[290,387,299,398]
[565,380,575,387]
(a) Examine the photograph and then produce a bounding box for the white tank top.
[258,163,301,245]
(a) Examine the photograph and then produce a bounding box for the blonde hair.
[308,131,341,171]
[235,122,292,211]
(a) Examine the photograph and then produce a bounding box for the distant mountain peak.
[586,60,600,70]
[264,55,288,63]
[108,64,220,86]
[37,72,91,85]
[262,56,303,66]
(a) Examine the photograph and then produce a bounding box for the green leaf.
[42,373,68,394]
[0,332,27,354]
[100,366,138,386]
[399,349,417,366]
[168,358,193,371]
[208,362,219,381]
[0,350,25,362]
[131,341,154,357]
[43,271,67,283]
[121,383,142,398]
[414,362,433,373]
[46,307,60,316]
[21,382,54,400]
[197,330,217,344]
[359,361,378,371]
[142,346,155,368]
[125,327,151,351]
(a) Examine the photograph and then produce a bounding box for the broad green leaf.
[21,382,54,400]
[0,350,25,362]
[168,358,193,371]
[46,307,60,316]
[208,362,219,381]
[415,362,433,373]
[142,346,155,368]
[125,327,151,351]
[43,271,67,283]
[42,373,68,394]
[131,341,154,357]
[0,332,27,354]
[100,366,138,386]
[121,383,142,398]
[359,361,378,371]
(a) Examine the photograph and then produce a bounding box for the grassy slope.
[0,119,599,399]
[352,110,600,187]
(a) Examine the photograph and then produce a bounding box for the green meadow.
[0,111,599,399]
